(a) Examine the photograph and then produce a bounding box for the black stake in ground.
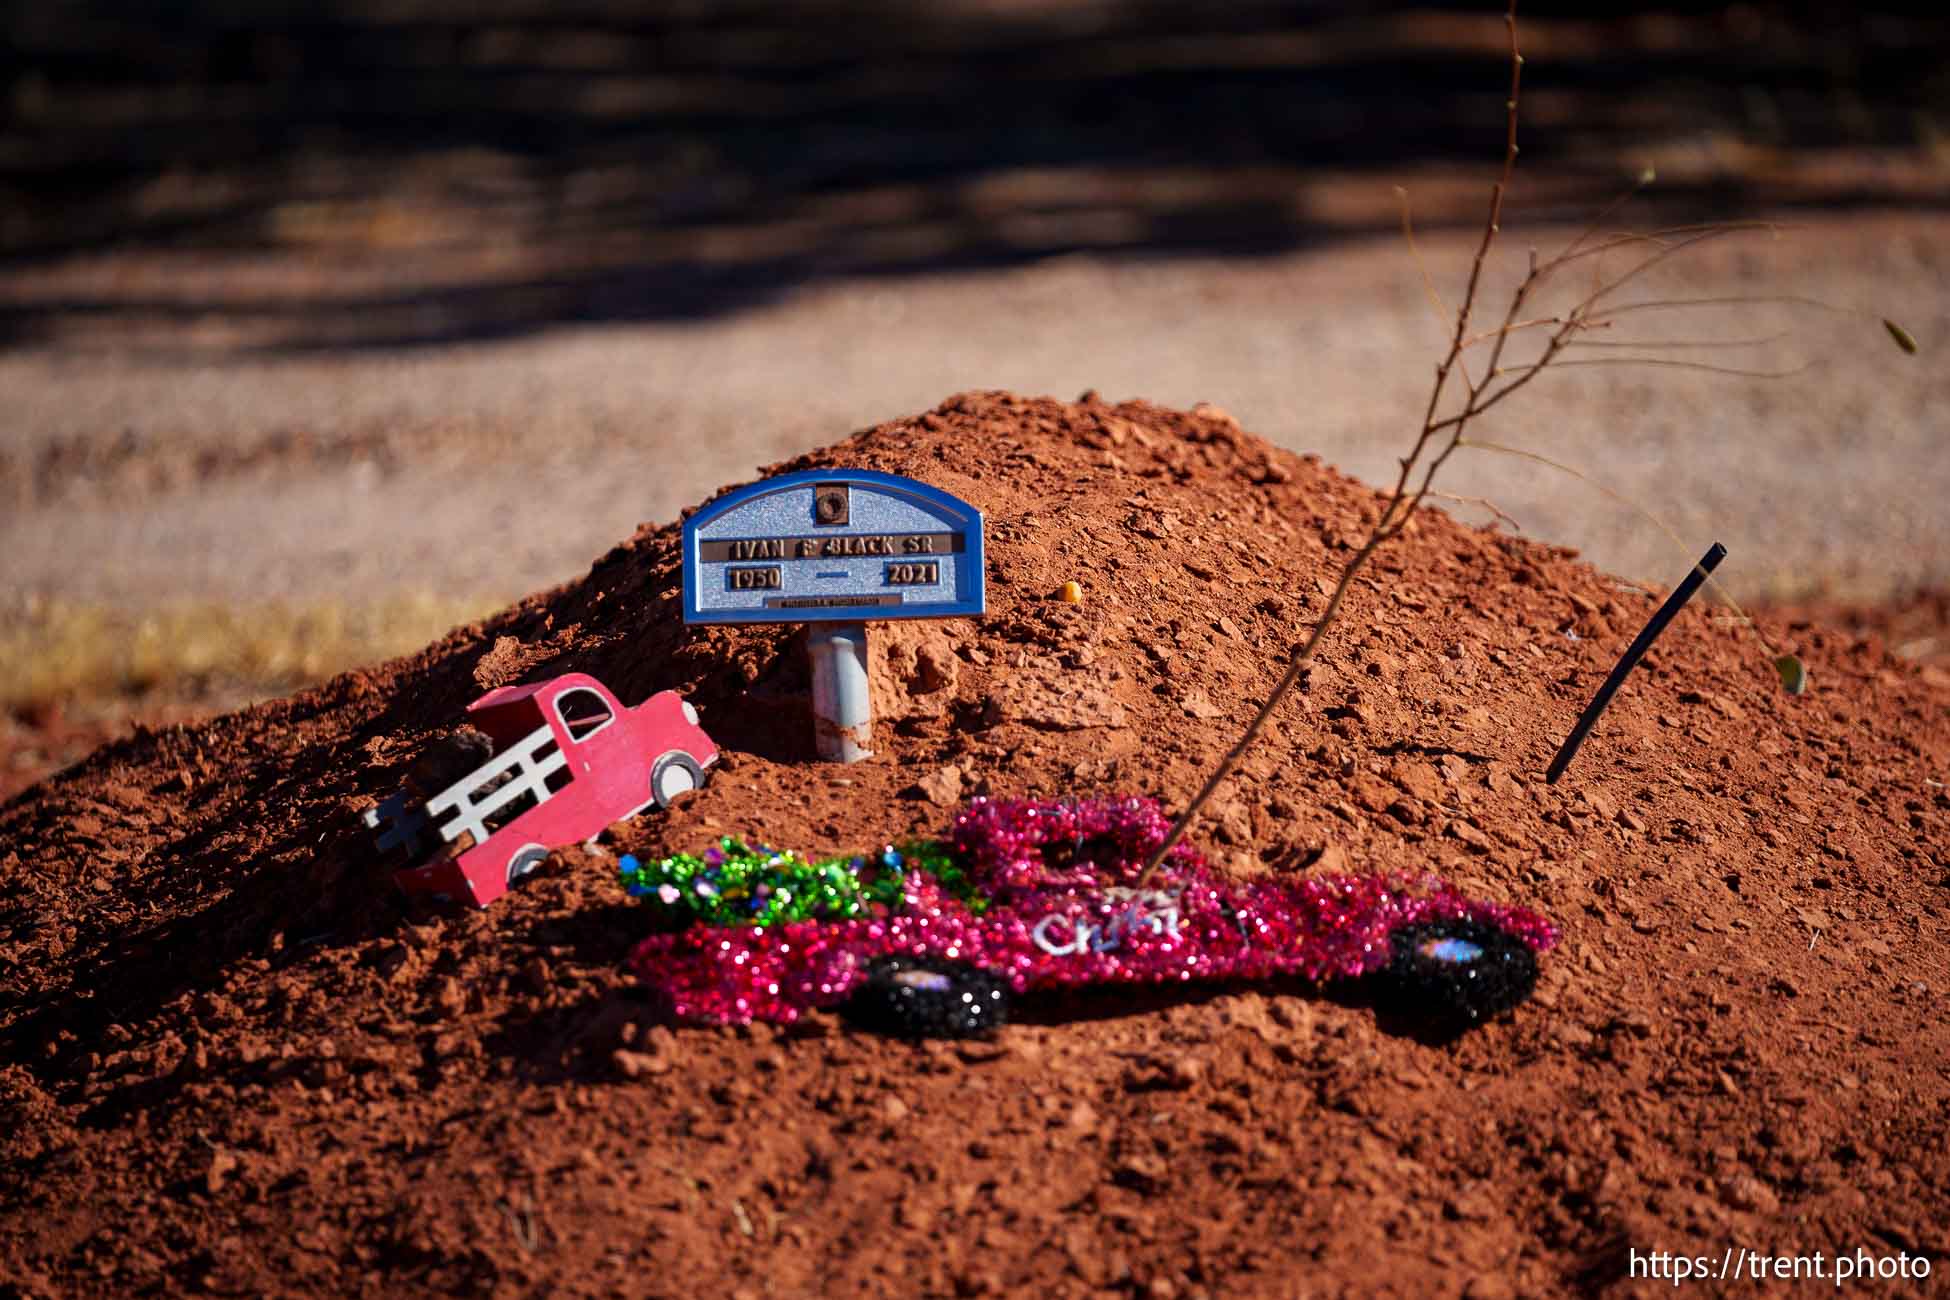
[1546,542,1727,784]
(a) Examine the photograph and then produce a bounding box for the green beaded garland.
[619,835,986,929]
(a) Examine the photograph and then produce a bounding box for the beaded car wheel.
[1376,917,1539,1027]
[842,955,1012,1039]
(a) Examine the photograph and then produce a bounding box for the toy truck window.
[555,688,615,742]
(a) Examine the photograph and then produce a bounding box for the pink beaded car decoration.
[624,797,1556,1037]
[365,672,716,908]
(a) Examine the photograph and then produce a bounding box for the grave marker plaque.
[682,469,984,625]
[680,469,985,760]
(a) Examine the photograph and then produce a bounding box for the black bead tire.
[842,955,1011,1039]
[1376,917,1539,1029]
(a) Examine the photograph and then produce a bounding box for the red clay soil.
[1761,590,1950,673]
[2,393,1947,1298]
[1,705,210,806]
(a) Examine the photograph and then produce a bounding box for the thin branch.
[1548,167,1656,263]
[1590,294,1867,321]
[1419,352,1561,439]
[1396,187,1455,330]
[1397,186,1477,394]
[1538,221,1779,278]
[1425,491,1523,532]
[1456,438,1785,660]
[1460,314,1578,350]
[1562,331,1791,352]
[1492,356,1814,381]
[1139,1,1528,882]
[1573,227,1764,314]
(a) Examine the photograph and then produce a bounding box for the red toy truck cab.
[366,672,716,908]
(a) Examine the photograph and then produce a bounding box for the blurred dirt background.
[2,0,1947,779]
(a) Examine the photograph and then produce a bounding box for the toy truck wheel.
[506,845,549,888]
[650,751,705,809]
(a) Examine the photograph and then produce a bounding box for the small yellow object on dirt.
[1057,581,1084,604]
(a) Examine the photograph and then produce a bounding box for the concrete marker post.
[808,621,873,762]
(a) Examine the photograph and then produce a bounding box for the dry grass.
[0,592,496,714]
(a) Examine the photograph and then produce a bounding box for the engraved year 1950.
[730,565,782,590]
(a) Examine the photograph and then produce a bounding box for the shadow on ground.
[2,1,1945,351]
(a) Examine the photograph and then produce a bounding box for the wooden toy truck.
[364,672,717,908]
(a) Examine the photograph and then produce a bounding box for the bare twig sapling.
[1140,0,1914,881]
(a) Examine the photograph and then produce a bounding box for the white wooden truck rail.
[422,726,567,850]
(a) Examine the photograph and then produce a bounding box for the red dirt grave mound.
[3,391,1947,1297]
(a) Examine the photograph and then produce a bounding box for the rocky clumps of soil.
[2,391,1947,1296]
